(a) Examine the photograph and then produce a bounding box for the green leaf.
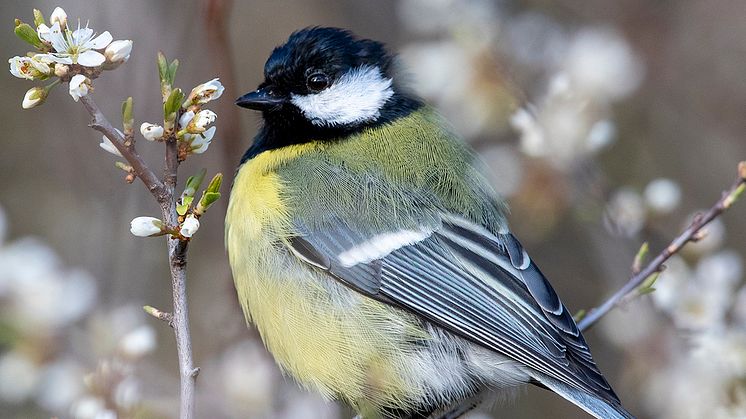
[121,96,134,132]
[14,22,42,48]
[206,172,223,194]
[164,88,185,122]
[176,196,194,216]
[168,59,179,84]
[183,169,206,198]
[573,309,587,322]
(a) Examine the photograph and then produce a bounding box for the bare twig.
[78,94,197,419]
[578,162,746,331]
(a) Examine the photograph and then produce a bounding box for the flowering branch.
[8,7,226,419]
[577,161,746,331]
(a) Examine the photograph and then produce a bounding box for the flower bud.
[179,215,200,238]
[54,63,69,78]
[185,110,217,134]
[68,74,90,102]
[130,217,164,237]
[105,40,133,64]
[139,123,164,141]
[22,86,47,109]
[49,7,68,28]
[184,78,224,107]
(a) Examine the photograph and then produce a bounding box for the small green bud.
[14,22,42,49]
[122,96,134,134]
[32,9,46,28]
[205,172,223,194]
[183,169,207,198]
[164,88,185,125]
[632,242,649,274]
[176,196,194,216]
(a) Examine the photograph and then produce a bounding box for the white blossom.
[118,325,156,358]
[22,87,47,109]
[49,7,68,28]
[644,178,682,214]
[0,351,39,403]
[36,22,112,67]
[8,56,52,80]
[139,123,164,141]
[189,126,215,154]
[104,40,132,64]
[604,188,646,237]
[68,74,90,102]
[185,110,217,134]
[185,78,224,106]
[129,217,163,237]
[99,132,123,157]
[179,110,195,130]
[179,215,199,238]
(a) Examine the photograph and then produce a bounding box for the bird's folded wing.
[286,213,619,404]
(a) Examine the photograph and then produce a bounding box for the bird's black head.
[236,27,421,161]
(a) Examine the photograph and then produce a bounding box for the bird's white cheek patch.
[290,66,394,127]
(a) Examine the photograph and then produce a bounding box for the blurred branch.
[78,94,198,419]
[577,161,746,331]
[201,0,242,176]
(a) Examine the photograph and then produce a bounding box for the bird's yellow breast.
[225,141,430,414]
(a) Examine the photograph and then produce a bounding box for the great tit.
[227,27,633,419]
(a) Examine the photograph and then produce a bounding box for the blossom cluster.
[8,7,132,108]
[0,205,156,418]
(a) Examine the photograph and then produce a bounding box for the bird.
[226,27,634,419]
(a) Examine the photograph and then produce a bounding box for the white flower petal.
[140,123,164,141]
[42,54,73,65]
[71,27,94,45]
[179,111,195,129]
[105,40,132,63]
[88,31,113,49]
[68,74,89,102]
[179,215,200,238]
[99,136,122,157]
[77,50,105,67]
[49,7,67,27]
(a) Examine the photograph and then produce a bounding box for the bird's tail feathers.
[531,373,635,419]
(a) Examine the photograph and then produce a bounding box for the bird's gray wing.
[285,213,620,405]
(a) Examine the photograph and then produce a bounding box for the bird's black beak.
[235,86,287,111]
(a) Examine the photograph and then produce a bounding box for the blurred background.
[1,0,745,418]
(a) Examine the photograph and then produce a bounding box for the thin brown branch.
[578,163,746,331]
[79,94,198,419]
[79,95,166,199]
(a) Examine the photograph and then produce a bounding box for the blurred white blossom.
[604,188,646,237]
[118,325,156,359]
[8,55,52,80]
[644,178,682,214]
[221,340,280,416]
[564,27,644,100]
[0,351,39,403]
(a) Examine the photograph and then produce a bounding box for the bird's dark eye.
[306,73,329,92]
